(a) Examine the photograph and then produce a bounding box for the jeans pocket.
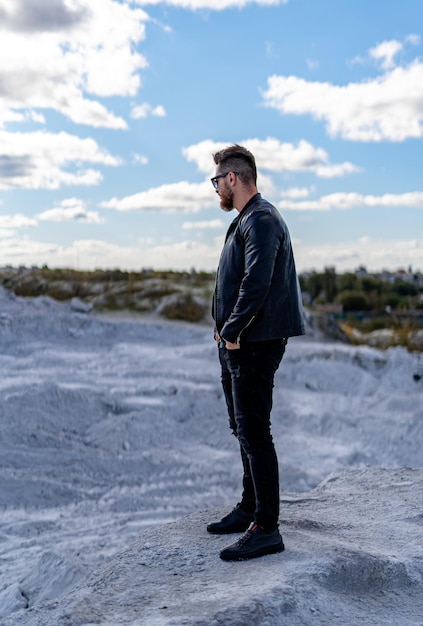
[225,347,246,378]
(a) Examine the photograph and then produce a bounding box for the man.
[208,144,305,561]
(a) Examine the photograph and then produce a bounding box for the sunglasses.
[211,171,239,189]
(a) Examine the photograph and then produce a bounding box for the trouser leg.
[219,347,256,513]
[222,340,285,530]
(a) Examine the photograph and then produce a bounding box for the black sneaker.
[219,522,284,561]
[207,504,254,535]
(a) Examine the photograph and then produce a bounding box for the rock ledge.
[6,467,423,626]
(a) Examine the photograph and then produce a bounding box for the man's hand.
[224,340,240,350]
[215,332,240,350]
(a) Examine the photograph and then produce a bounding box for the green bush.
[336,290,369,312]
[159,293,205,323]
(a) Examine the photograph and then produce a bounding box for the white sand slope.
[4,469,423,625]
[0,287,422,624]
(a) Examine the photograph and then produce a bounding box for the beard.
[219,185,234,212]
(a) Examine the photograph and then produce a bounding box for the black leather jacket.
[213,193,305,344]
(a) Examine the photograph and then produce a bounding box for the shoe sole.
[207,525,251,535]
[219,542,285,561]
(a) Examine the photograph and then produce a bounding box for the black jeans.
[219,339,286,530]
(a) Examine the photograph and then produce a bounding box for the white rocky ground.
[0,287,422,625]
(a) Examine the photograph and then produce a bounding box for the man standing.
[208,144,305,561]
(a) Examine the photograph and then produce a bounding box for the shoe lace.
[236,523,258,546]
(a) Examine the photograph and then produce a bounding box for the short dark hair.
[213,144,257,187]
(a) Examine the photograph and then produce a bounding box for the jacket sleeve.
[220,210,283,344]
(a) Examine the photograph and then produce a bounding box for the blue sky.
[0,0,422,274]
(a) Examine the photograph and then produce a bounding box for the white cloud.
[38,199,104,224]
[306,58,319,71]
[280,187,312,199]
[183,138,359,178]
[367,35,422,73]
[27,111,46,124]
[406,34,421,46]
[255,172,277,197]
[0,237,67,266]
[0,235,225,272]
[133,0,287,9]
[133,153,149,165]
[315,162,359,179]
[103,140,358,216]
[0,130,120,190]
[183,219,225,229]
[0,228,15,238]
[102,180,215,213]
[265,40,280,60]
[296,237,423,273]
[0,0,87,32]
[0,232,421,274]
[0,214,37,228]
[262,58,423,142]
[278,191,423,211]
[369,40,403,70]
[247,138,359,177]
[139,239,223,270]
[131,104,150,119]
[131,103,166,119]
[182,140,226,175]
[152,105,166,117]
[0,0,149,129]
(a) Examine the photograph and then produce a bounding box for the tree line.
[300,268,422,313]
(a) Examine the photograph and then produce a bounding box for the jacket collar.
[239,192,261,216]
[225,193,262,241]
[233,192,261,224]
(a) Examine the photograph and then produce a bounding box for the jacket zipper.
[236,313,257,345]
